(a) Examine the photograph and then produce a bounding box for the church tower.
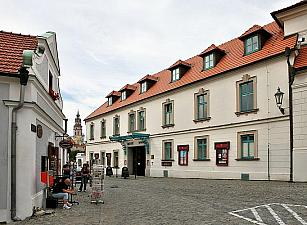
[73,110,84,145]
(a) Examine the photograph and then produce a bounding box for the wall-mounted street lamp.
[274,87,285,114]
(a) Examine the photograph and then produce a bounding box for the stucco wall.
[35,119,53,193]
[0,82,9,210]
[85,56,292,181]
[292,72,307,182]
[284,11,307,36]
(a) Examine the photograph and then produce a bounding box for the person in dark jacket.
[52,178,75,209]
[62,164,70,178]
[78,164,90,192]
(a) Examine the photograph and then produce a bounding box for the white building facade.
[85,2,307,182]
[0,31,66,222]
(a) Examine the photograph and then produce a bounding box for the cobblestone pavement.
[10,177,307,225]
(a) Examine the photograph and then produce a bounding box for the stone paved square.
[10,177,307,225]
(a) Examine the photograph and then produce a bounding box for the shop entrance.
[128,146,146,176]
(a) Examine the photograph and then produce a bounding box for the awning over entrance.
[109,132,150,154]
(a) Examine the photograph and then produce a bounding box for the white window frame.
[172,68,180,81]
[121,91,126,101]
[141,82,147,93]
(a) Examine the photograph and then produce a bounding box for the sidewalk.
[10,177,307,225]
[11,188,103,225]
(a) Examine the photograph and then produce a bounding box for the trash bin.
[121,166,129,179]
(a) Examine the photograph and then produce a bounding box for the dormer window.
[141,82,147,93]
[138,74,158,94]
[204,53,214,70]
[245,35,259,55]
[167,60,191,82]
[106,91,121,106]
[108,97,112,106]
[171,68,180,82]
[239,25,272,56]
[121,91,126,101]
[119,84,137,100]
[199,44,225,71]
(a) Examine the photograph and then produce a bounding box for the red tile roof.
[294,45,307,70]
[199,44,225,57]
[167,59,191,70]
[137,74,159,83]
[106,91,121,98]
[0,31,37,74]
[85,22,297,121]
[239,25,263,40]
[119,84,137,92]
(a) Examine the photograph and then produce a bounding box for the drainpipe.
[285,47,296,183]
[11,58,30,220]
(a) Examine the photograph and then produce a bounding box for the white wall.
[292,71,307,182]
[86,56,292,181]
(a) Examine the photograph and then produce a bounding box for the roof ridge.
[0,30,37,38]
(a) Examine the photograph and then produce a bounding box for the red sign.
[177,145,189,151]
[214,142,230,150]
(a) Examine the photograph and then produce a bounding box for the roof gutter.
[11,52,31,221]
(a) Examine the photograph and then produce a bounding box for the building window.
[48,71,53,91]
[237,131,258,160]
[121,91,126,101]
[245,35,259,55]
[162,99,174,127]
[138,109,146,131]
[113,116,120,136]
[100,120,106,138]
[108,97,112,106]
[128,112,136,132]
[194,136,209,160]
[236,74,257,115]
[90,152,94,161]
[172,68,180,82]
[162,140,173,160]
[100,152,105,165]
[113,151,119,168]
[194,89,210,122]
[204,53,214,70]
[90,123,94,140]
[240,81,254,112]
[141,82,147,93]
[178,145,189,166]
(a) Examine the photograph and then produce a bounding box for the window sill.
[178,164,188,166]
[193,159,211,161]
[235,158,260,161]
[162,124,175,128]
[161,159,175,162]
[235,108,259,116]
[137,129,146,132]
[193,117,211,123]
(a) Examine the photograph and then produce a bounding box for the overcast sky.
[0,0,299,136]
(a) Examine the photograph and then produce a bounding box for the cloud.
[0,0,300,136]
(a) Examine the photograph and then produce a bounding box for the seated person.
[52,178,75,209]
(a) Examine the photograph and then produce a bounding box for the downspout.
[285,47,296,183]
[11,57,30,220]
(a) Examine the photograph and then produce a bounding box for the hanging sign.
[59,139,73,149]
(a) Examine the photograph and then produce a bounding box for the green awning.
[109,133,150,154]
